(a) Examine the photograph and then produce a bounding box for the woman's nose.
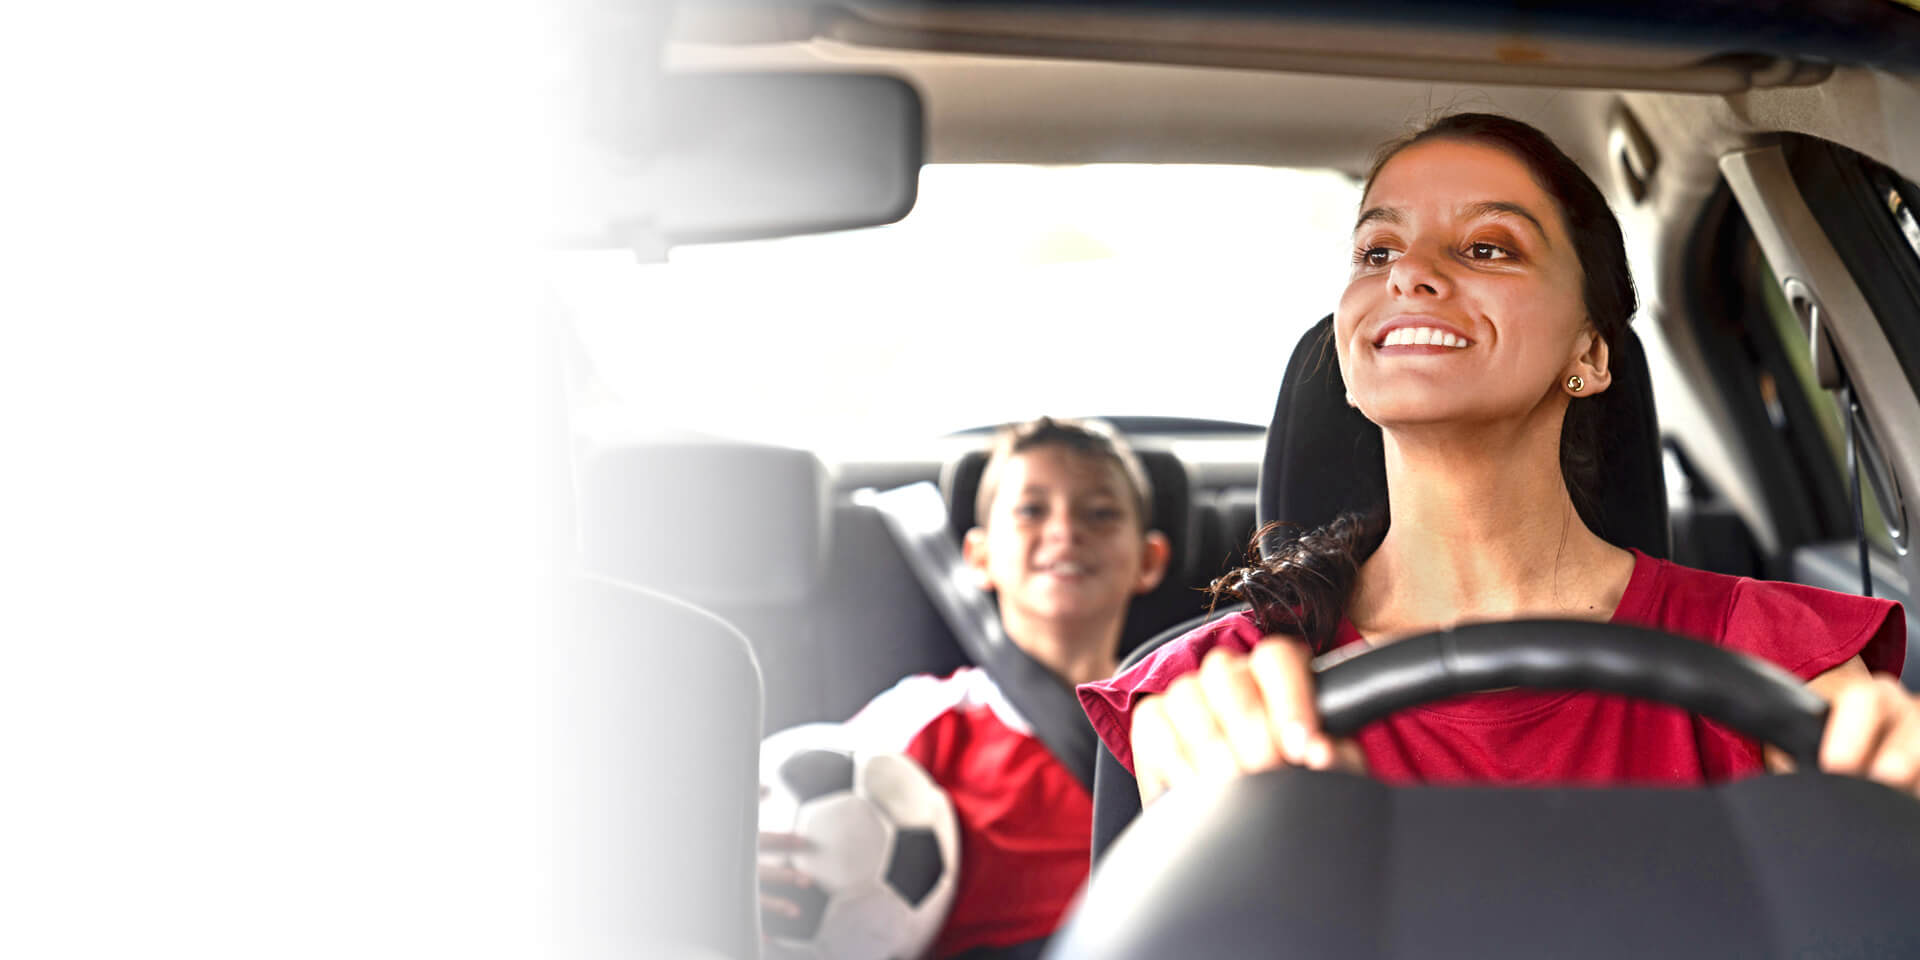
[1388,245,1450,298]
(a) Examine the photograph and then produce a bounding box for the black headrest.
[1256,315,1669,559]
[943,448,1191,580]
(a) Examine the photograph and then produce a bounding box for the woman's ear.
[1134,530,1172,594]
[961,526,995,591]
[1566,328,1613,396]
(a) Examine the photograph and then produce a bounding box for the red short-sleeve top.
[1077,549,1906,785]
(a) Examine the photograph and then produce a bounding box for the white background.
[4,2,546,955]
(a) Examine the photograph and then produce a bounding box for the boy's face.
[963,445,1169,627]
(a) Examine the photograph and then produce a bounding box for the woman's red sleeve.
[1074,613,1265,775]
[1722,578,1905,681]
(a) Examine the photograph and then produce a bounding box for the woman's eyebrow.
[1462,201,1551,248]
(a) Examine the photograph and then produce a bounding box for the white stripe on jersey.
[841,666,1033,753]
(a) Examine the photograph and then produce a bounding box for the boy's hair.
[974,417,1154,531]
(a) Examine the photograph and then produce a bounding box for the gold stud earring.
[1566,374,1585,393]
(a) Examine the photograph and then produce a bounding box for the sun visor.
[577,440,830,608]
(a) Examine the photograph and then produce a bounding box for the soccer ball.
[759,724,961,960]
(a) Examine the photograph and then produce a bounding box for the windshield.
[553,164,1362,448]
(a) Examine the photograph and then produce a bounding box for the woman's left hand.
[1814,661,1920,797]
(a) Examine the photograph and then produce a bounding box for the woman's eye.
[1467,242,1512,260]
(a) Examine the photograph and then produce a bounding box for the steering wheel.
[1312,618,1829,768]
[1049,620,1920,960]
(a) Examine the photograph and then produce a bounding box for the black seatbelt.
[1843,383,1874,598]
[857,482,1099,793]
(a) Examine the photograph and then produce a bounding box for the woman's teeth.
[1380,327,1469,348]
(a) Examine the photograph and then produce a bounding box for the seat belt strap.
[1843,383,1874,598]
[856,483,1099,793]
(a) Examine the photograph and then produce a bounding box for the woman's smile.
[1377,327,1470,349]
[1371,316,1475,350]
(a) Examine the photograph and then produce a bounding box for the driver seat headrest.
[1256,315,1669,559]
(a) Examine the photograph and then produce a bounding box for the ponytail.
[1208,509,1387,655]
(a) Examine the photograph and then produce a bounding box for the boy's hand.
[758,785,820,928]
[1130,637,1365,806]
[757,829,817,922]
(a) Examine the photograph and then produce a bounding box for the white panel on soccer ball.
[793,793,892,892]
[761,724,857,861]
[760,784,803,850]
[856,752,958,947]
[816,886,918,960]
[856,753,948,827]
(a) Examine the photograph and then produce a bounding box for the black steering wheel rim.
[1313,619,1831,770]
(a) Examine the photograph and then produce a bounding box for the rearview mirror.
[553,71,923,252]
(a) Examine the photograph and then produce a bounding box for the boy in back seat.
[762,417,1171,959]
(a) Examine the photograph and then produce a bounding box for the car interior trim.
[1721,145,1920,591]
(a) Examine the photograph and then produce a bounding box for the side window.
[1880,169,1920,263]
[1752,253,1896,555]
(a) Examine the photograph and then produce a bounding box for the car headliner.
[668,2,1920,179]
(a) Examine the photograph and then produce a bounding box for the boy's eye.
[1356,246,1399,268]
[1077,504,1126,530]
[1467,241,1512,260]
[1013,503,1046,521]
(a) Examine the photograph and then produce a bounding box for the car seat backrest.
[1190,486,1259,585]
[577,439,847,733]
[555,577,761,960]
[941,445,1208,656]
[806,499,972,727]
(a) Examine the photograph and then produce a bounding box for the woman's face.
[1334,138,1600,431]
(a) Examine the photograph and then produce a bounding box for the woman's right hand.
[1130,637,1366,806]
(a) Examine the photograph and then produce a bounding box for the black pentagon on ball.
[761,878,831,941]
[779,749,855,803]
[885,827,945,907]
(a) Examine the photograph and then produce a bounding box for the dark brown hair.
[975,416,1154,531]
[1211,113,1639,653]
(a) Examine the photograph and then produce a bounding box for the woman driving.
[1077,113,1913,803]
